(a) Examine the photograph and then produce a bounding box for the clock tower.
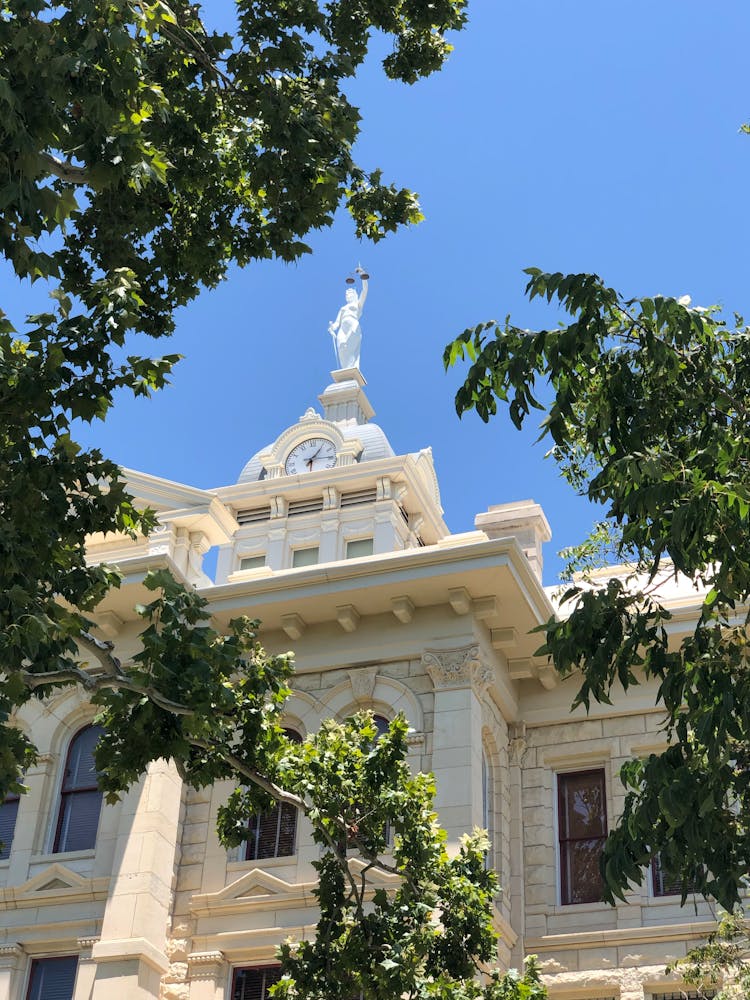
[214,365,447,581]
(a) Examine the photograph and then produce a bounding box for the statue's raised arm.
[328,268,369,371]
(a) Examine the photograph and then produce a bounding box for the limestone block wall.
[159,638,512,997]
[518,706,717,1000]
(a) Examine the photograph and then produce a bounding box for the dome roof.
[236,422,395,483]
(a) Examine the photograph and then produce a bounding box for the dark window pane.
[62,726,101,791]
[26,956,78,1000]
[232,965,281,1000]
[558,769,607,905]
[53,726,104,854]
[0,796,19,861]
[245,731,300,861]
[558,770,606,839]
[55,790,103,853]
[651,854,700,897]
[373,715,389,738]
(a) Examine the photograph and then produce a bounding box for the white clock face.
[284,437,337,475]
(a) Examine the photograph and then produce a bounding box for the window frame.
[244,730,301,862]
[345,537,374,559]
[650,853,700,899]
[291,546,319,568]
[0,788,21,862]
[25,955,79,1000]
[231,963,282,1000]
[556,767,608,906]
[239,554,266,571]
[52,724,104,855]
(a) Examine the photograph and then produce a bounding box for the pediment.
[190,867,317,918]
[3,863,110,910]
[190,860,400,920]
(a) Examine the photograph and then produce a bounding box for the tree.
[0,0,465,796]
[445,269,750,910]
[0,3,542,994]
[667,908,750,1000]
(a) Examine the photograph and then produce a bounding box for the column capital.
[422,643,493,691]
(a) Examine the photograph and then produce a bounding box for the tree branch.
[187,737,308,812]
[40,152,90,185]
[21,666,98,691]
[78,631,125,677]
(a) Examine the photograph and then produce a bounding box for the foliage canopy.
[0,3,546,995]
[446,269,750,910]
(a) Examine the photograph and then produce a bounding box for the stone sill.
[30,849,95,864]
[227,855,296,874]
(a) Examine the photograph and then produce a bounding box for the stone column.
[0,944,23,1000]
[422,644,493,851]
[90,759,184,998]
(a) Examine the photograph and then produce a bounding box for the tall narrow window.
[26,956,78,1000]
[0,789,20,861]
[232,965,281,1000]
[53,725,104,854]
[557,769,607,904]
[245,730,301,861]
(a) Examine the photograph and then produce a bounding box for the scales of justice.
[328,265,369,371]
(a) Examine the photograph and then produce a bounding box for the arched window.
[53,725,104,854]
[373,714,390,739]
[245,729,301,861]
[482,748,496,870]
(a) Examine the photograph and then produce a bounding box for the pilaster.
[507,722,528,969]
[187,950,227,1000]
[90,759,183,998]
[0,944,24,1000]
[422,644,493,850]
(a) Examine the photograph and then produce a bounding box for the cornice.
[202,535,553,626]
[525,919,717,952]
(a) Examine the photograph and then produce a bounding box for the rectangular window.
[232,965,281,1000]
[652,992,716,1000]
[26,956,78,1000]
[240,555,266,570]
[346,538,374,559]
[245,804,298,860]
[651,853,700,897]
[557,769,607,905]
[0,792,20,861]
[292,546,319,568]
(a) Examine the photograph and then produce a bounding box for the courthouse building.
[0,287,717,999]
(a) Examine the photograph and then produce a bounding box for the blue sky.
[5,2,750,583]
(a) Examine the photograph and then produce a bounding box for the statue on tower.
[328,266,369,370]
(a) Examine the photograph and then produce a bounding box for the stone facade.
[0,370,714,999]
